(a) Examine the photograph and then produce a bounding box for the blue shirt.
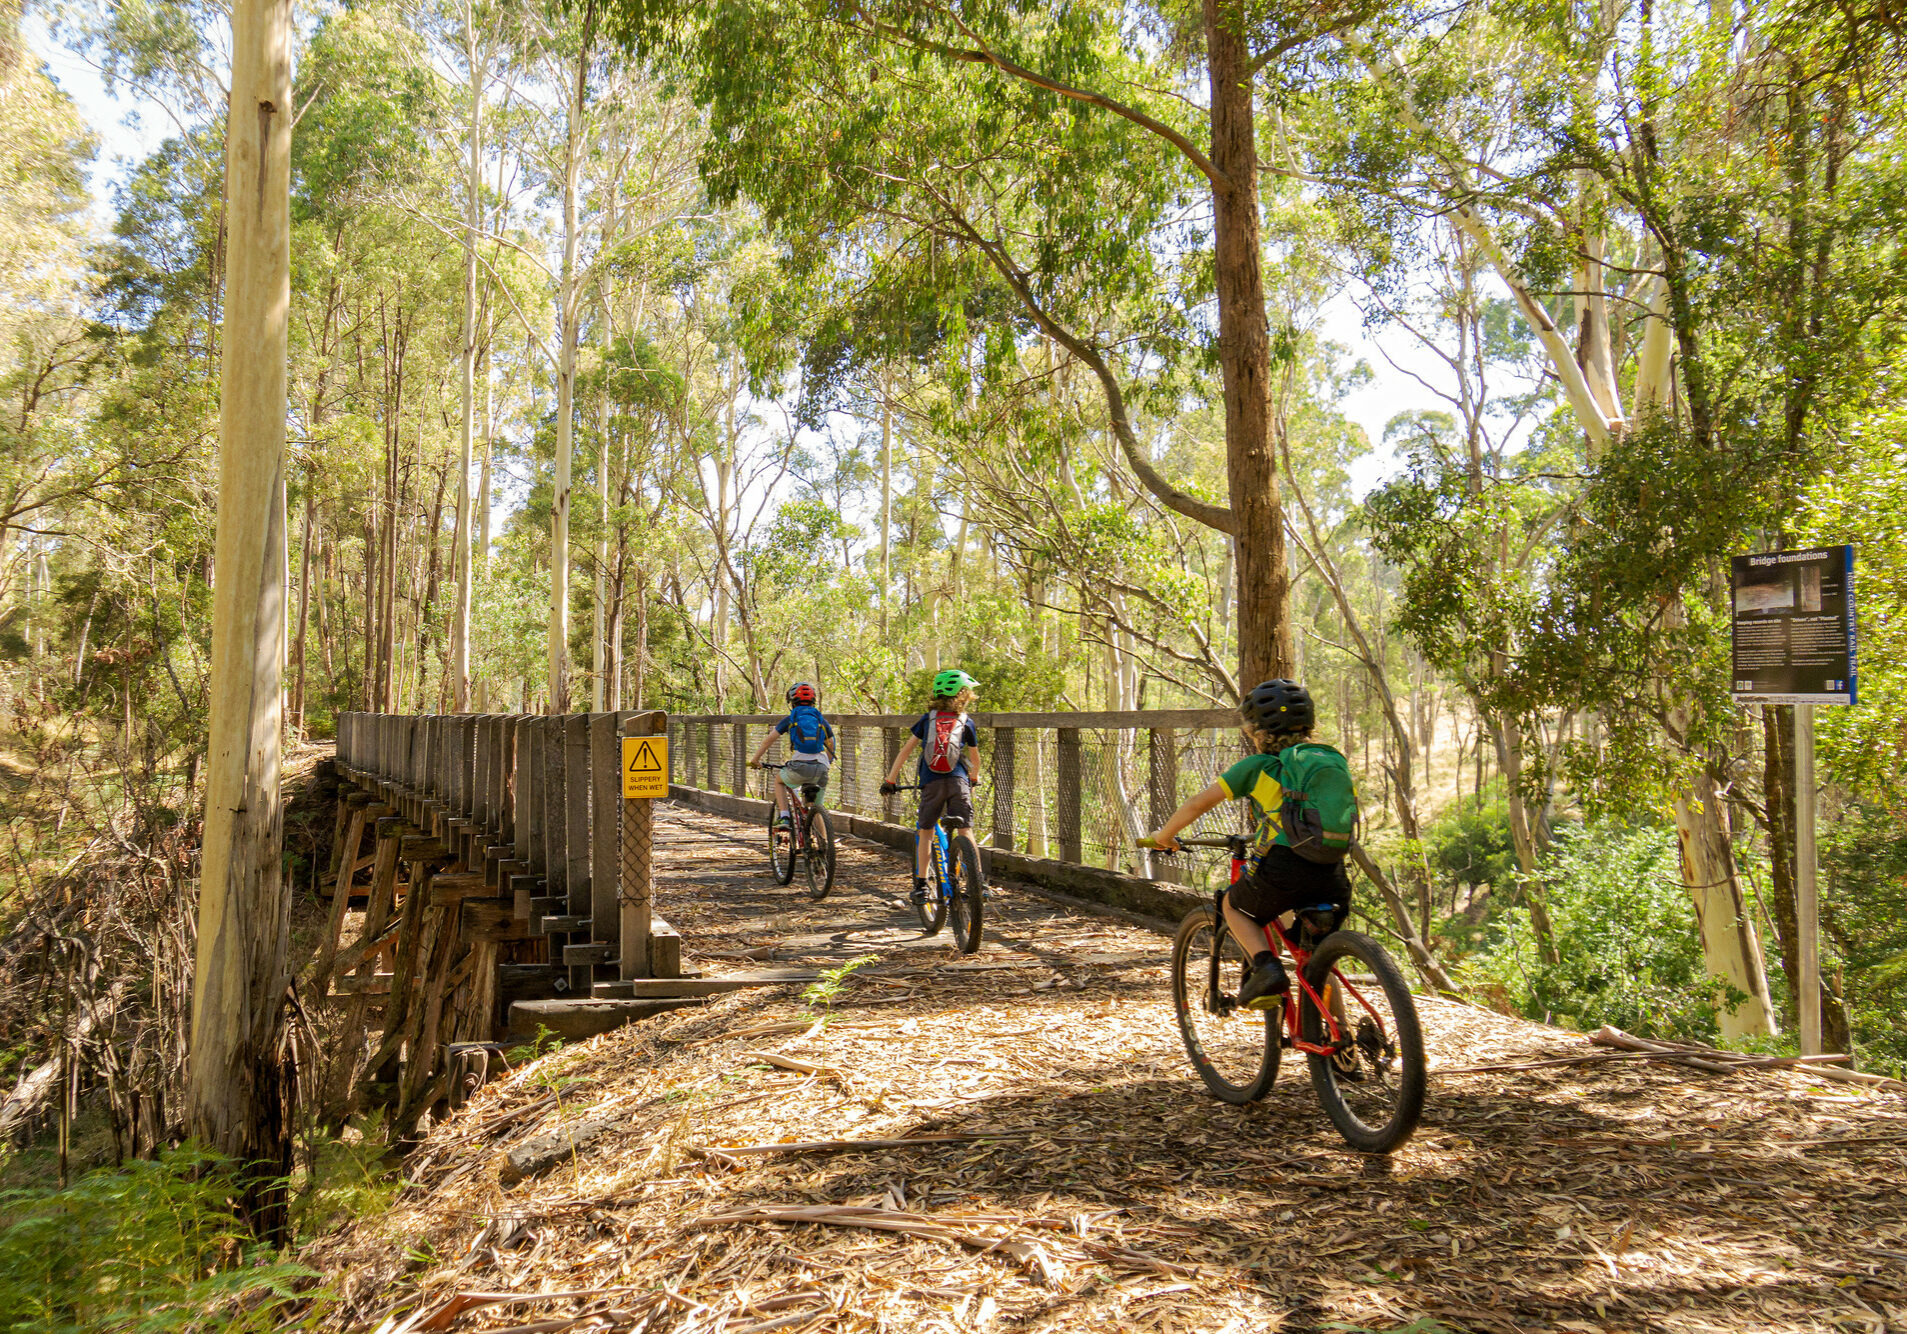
[776,705,834,756]
[911,709,977,784]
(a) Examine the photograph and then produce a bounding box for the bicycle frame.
[763,764,817,853]
[1211,841,1383,1059]
[927,821,957,904]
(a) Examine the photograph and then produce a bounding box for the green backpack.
[1274,743,1360,864]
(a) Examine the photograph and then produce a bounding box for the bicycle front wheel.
[768,803,796,885]
[802,808,836,900]
[948,836,984,954]
[915,840,948,935]
[1298,930,1426,1153]
[1170,905,1278,1104]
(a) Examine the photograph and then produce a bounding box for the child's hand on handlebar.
[879,780,897,795]
[1138,832,1180,852]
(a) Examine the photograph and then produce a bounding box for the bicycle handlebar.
[1136,834,1251,852]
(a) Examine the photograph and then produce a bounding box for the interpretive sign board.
[1730,546,1857,705]
[621,735,669,799]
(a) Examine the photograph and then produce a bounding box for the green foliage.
[801,954,879,1013]
[1821,804,1907,1076]
[0,1147,325,1332]
[1459,822,1741,1042]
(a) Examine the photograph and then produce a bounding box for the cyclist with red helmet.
[750,682,836,827]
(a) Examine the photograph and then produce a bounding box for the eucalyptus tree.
[604,0,1394,692]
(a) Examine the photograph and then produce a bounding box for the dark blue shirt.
[911,709,977,784]
[776,705,834,756]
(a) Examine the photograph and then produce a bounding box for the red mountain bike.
[1140,833,1426,1153]
[761,763,836,900]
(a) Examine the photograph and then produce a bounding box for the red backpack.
[925,710,968,774]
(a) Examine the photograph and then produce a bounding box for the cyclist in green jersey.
[1146,679,1356,1008]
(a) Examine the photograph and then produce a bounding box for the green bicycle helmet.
[931,668,978,699]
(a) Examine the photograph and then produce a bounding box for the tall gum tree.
[603,0,1374,691]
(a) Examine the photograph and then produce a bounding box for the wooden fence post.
[1149,727,1183,883]
[565,713,592,918]
[683,717,697,787]
[619,711,664,980]
[544,716,567,900]
[883,727,902,823]
[589,713,619,956]
[704,721,718,794]
[1057,727,1082,864]
[839,724,857,805]
[992,727,1016,852]
[732,721,747,796]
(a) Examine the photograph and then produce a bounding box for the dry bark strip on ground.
[305,802,1907,1334]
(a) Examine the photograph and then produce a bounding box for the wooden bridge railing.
[323,710,668,1133]
[665,708,1246,883]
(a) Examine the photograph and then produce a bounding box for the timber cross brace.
[322,710,679,1136]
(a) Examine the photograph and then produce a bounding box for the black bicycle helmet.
[1241,678,1315,733]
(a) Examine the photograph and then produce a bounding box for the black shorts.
[1227,844,1351,924]
[916,773,973,829]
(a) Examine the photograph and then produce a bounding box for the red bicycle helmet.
[786,682,818,704]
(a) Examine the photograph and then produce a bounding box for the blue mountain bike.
[888,783,985,954]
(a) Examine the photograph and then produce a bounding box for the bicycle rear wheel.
[768,803,795,885]
[1170,905,1278,1104]
[948,835,984,954]
[915,840,948,935]
[1298,930,1426,1153]
[802,808,836,900]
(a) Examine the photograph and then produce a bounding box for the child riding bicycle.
[749,682,836,825]
[880,669,982,904]
[1146,679,1357,1010]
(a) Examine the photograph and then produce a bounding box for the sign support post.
[1795,702,1820,1055]
[1730,545,1856,1056]
[619,713,668,980]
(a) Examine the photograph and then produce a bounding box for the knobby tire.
[1298,930,1426,1153]
[916,840,948,936]
[948,835,984,954]
[1170,905,1278,1104]
[768,802,795,885]
[803,808,836,900]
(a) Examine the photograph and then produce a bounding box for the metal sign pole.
[1795,701,1820,1055]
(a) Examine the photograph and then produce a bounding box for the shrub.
[1457,820,1741,1041]
[0,1147,324,1332]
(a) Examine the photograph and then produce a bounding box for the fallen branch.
[690,1132,1010,1161]
[1591,1026,1907,1092]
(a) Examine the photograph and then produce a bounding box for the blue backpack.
[785,704,830,755]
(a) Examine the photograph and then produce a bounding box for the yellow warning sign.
[621,736,669,799]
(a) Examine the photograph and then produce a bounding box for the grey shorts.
[780,757,831,789]
[916,773,973,829]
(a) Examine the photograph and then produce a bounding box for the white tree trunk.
[451,5,482,713]
[549,38,588,715]
[1673,774,1779,1038]
[188,0,292,1183]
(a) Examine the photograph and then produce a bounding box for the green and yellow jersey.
[1218,747,1360,860]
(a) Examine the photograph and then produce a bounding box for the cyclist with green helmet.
[881,669,982,904]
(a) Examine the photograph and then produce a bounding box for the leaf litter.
[304,804,1907,1334]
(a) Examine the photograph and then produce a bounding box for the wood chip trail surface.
[308,803,1907,1334]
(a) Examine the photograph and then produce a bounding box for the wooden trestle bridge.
[320,710,807,1134]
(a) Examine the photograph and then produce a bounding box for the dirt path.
[311,803,1907,1334]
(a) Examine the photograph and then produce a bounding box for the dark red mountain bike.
[760,763,836,900]
[1139,833,1426,1153]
